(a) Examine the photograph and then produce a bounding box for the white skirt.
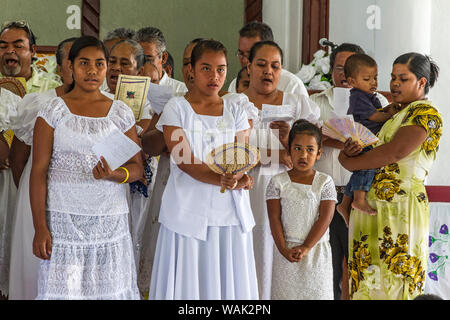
[271,241,334,300]
[8,158,39,300]
[149,224,258,300]
[37,212,140,300]
[0,168,17,297]
[248,165,285,300]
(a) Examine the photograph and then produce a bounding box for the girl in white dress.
[149,40,258,300]
[266,119,336,300]
[30,36,142,300]
[7,37,77,300]
[242,40,321,299]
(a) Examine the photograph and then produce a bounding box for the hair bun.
[426,55,439,88]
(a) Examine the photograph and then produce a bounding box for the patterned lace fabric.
[35,97,140,300]
[266,171,336,300]
[265,171,336,243]
[39,98,133,216]
[37,212,138,300]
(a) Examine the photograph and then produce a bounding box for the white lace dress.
[266,171,336,300]
[35,97,140,300]
[248,92,321,299]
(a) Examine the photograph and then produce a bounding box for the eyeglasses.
[236,50,249,59]
[1,20,32,33]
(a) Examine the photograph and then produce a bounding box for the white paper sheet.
[261,104,296,122]
[147,83,173,115]
[332,87,351,117]
[92,129,142,171]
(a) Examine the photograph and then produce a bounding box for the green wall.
[0,0,244,86]
[0,0,82,46]
[100,0,244,86]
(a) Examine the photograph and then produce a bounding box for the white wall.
[427,0,450,186]
[262,0,303,73]
[328,0,448,186]
[329,0,431,91]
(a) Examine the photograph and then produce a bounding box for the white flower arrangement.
[34,54,61,83]
[296,49,333,90]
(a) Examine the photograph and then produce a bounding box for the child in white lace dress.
[30,36,143,300]
[266,119,337,300]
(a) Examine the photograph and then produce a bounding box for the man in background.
[228,21,308,97]
[134,27,186,95]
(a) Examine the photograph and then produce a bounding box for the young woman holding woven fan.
[149,39,258,300]
[241,40,321,299]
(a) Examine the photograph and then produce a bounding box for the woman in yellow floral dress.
[338,52,442,300]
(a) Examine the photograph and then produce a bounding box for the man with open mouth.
[0,21,60,94]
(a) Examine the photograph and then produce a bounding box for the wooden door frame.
[244,0,330,65]
[301,0,329,64]
[81,0,100,38]
[245,0,263,23]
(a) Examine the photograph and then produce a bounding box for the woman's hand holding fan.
[206,142,260,193]
[322,116,379,148]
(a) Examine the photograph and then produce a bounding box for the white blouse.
[37,97,135,216]
[155,96,255,240]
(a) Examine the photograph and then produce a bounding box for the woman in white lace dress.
[242,40,321,299]
[30,36,142,300]
[266,120,336,300]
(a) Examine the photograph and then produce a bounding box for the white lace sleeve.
[36,97,65,129]
[110,100,136,132]
[265,177,281,200]
[321,176,337,202]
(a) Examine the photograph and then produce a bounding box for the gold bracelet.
[119,166,129,184]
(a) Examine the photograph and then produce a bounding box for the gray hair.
[56,37,78,66]
[134,27,166,56]
[104,27,135,42]
[110,39,146,69]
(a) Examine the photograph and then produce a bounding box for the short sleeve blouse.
[155,96,254,240]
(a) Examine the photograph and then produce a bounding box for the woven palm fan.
[206,142,260,193]
[0,77,27,98]
[322,116,379,148]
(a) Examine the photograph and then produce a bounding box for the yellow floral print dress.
[348,100,443,300]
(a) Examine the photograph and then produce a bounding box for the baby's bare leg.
[351,190,376,215]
